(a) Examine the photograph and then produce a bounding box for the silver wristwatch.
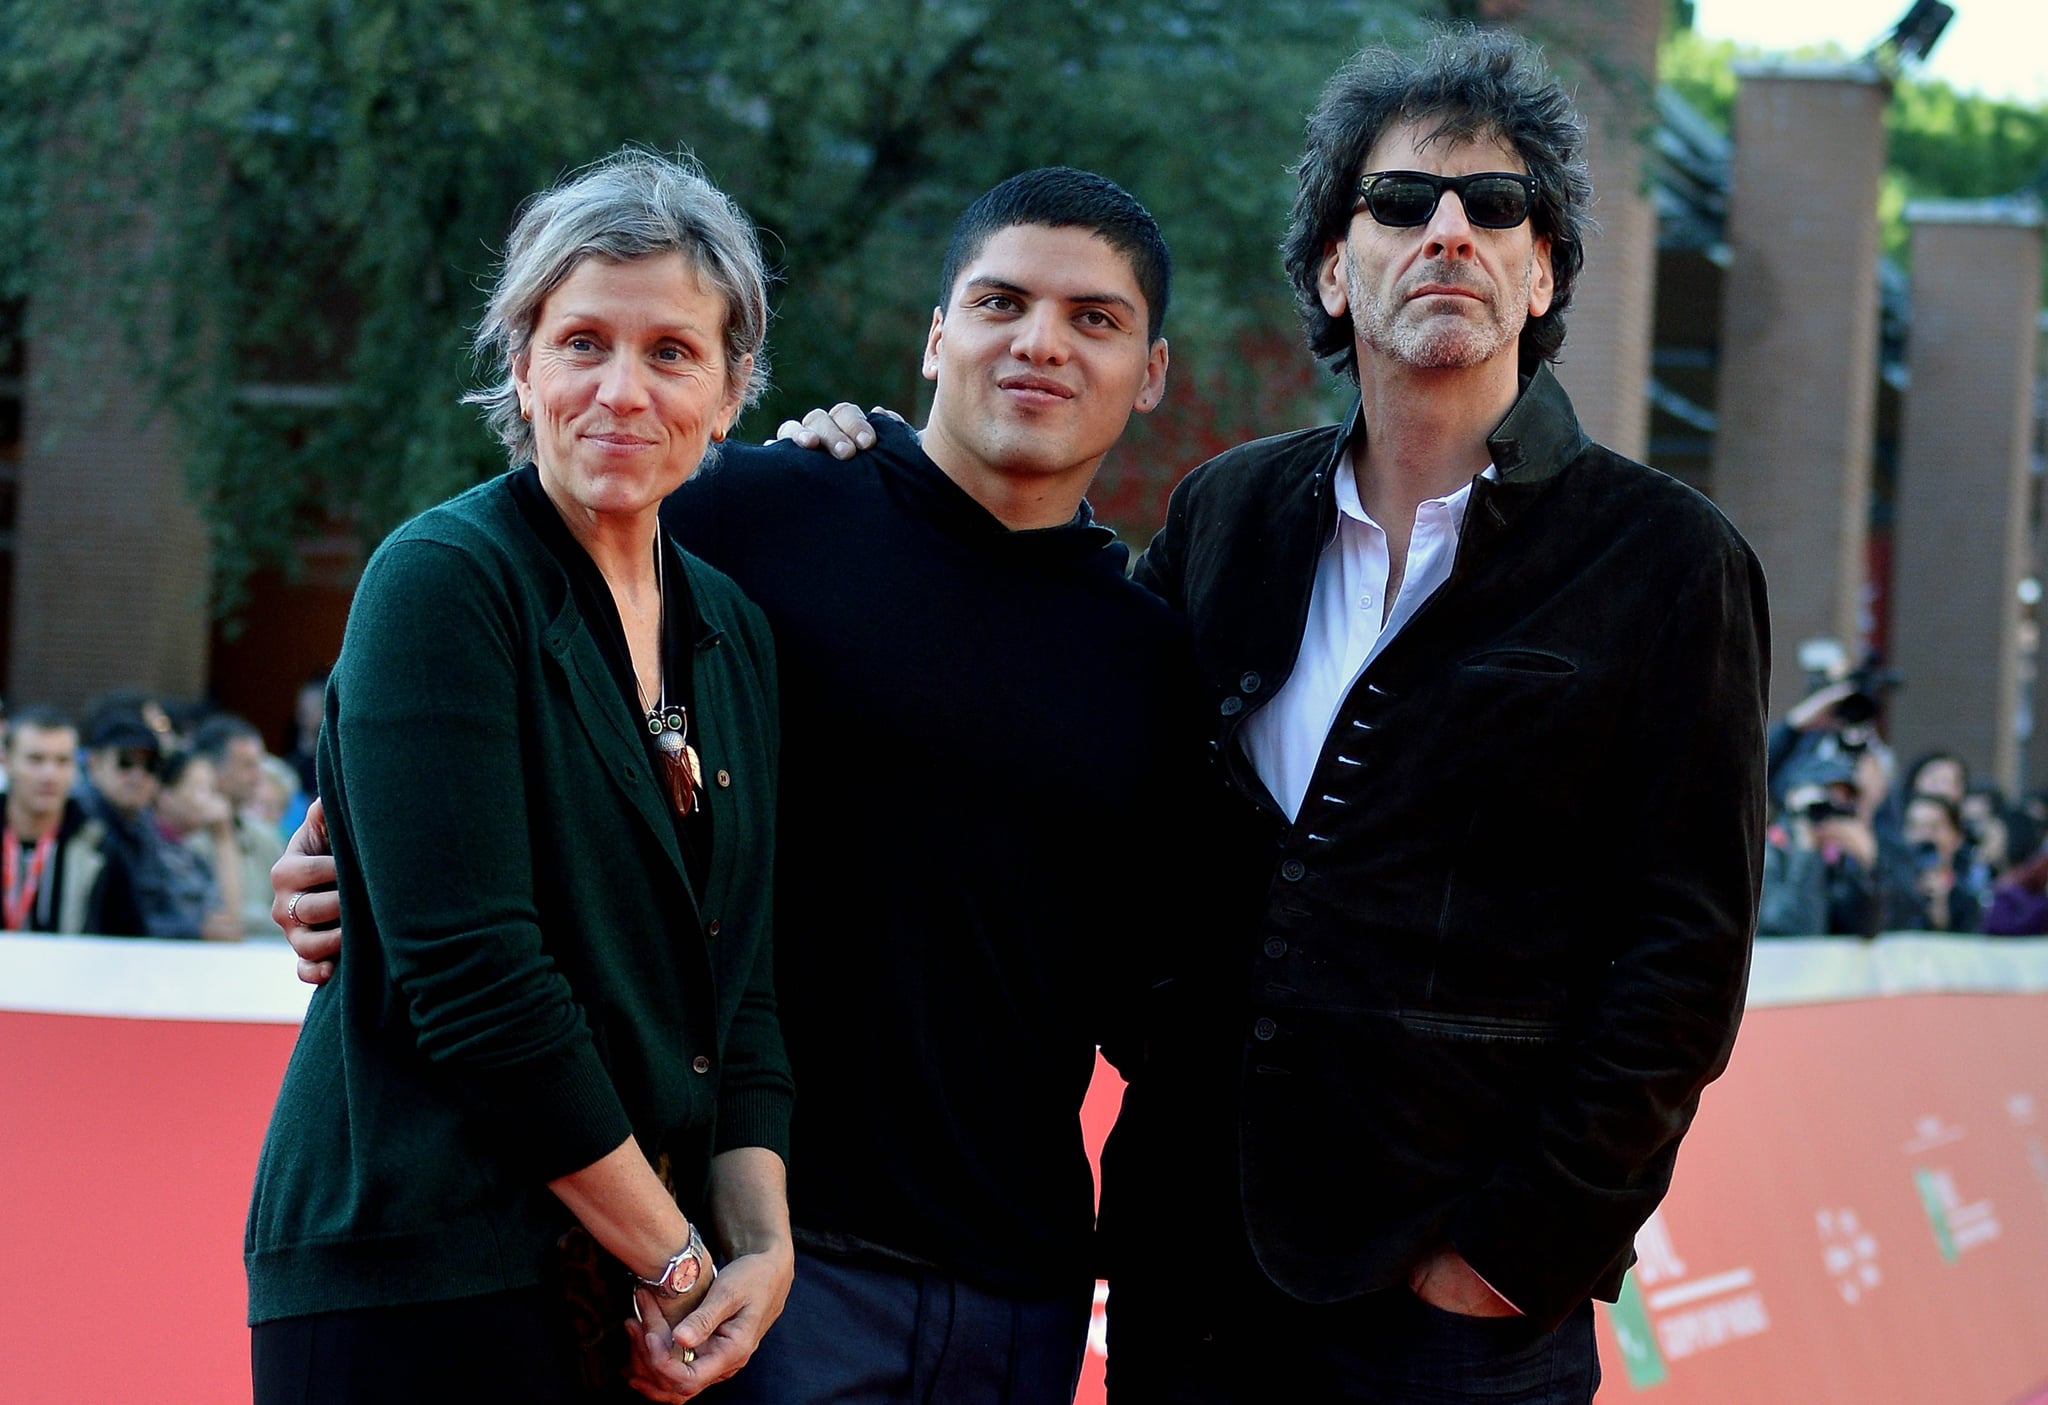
[633,1221,717,1298]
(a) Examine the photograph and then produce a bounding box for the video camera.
[1795,639,1902,732]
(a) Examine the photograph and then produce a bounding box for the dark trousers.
[1106,1267,1599,1405]
[251,1285,586,1405]
[704,1247,1092,1405]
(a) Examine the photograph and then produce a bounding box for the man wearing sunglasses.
[1095,26,1768,1402]
[74,706,187,938]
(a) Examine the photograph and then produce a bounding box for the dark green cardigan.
[247,472,791,1324]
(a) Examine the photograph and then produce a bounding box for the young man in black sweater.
[278,169,1209,1405]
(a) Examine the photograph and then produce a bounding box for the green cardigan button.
[691,1056,712,1074]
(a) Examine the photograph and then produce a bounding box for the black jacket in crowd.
[1117,365,1769,1328]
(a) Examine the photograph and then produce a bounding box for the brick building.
[7,5,2045,787]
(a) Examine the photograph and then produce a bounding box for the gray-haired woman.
[246,149,792,1403]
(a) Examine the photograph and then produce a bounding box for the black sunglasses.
[1354,170,1539,230]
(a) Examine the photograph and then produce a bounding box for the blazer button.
[1220,696,1243,717]
[1253,1017,1277,1041]
[1263,937,1287,959]
[706,918,722,937]
[1239,671,1262,694]
[691,1055,712,1074]
[1280,858,1306,882]
[716,769,732,788]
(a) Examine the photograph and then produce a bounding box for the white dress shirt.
[1241,449,1494,821]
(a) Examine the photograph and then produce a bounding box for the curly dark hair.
[1282,25,1593,382]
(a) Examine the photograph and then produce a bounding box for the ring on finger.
[285,893,303,925]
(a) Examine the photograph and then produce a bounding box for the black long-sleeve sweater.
[664,422,1202,1295]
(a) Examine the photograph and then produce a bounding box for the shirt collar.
[1331,445,1496,529]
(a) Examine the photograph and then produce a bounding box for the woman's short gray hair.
[466,148,771,465]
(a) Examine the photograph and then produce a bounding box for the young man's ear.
[921,307,946,383]
[1134,338,1170,415]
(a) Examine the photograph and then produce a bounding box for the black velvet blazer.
[1129,364,1770,1328]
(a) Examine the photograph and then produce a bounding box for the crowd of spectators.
[7,656,2045,943]
[0,684,321,940]
[1761,645,2048,938]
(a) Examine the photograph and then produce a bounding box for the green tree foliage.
[1658,27,2048,277]
[1657,27,1738,133]
[1885,78,2048,218]
[2,0,1449,609]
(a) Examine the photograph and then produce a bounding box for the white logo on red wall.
[1907,1111,2000,1260]
[1904,1113,1964,1154]
[1916,1166,2001,1257]
[1633,1211,1771,1361]
[2007,1093,2048,1208]
[1816,1207,1881,1304]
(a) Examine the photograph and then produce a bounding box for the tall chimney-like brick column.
[9,168,213,712]
[1709,63,1889,717]
[1886,201,2042,794]
[1516,0,1661,460]
[2027,314,2048,797]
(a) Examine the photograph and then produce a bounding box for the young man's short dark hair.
[1282,24,1593,381]
[938,166,1173,341]
[5,704,75,753]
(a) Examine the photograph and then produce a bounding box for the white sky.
[1691,0,2048,103]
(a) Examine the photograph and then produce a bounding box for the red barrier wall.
[1069,953,2048,1405]
[2,1010,299,1403]
[6,935,2047,1404]
[1588,990,2048,1402]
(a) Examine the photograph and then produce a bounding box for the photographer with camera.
[1759,751,1887,936]
[1760,642,1920,937]
[1765,641,1900,791]
[1900,793,1983,933]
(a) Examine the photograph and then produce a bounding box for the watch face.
[667,1252,702,1295]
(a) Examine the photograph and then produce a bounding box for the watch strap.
[632,1221,717,1299]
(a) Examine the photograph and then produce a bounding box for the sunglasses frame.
[1354,170,1539,230]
